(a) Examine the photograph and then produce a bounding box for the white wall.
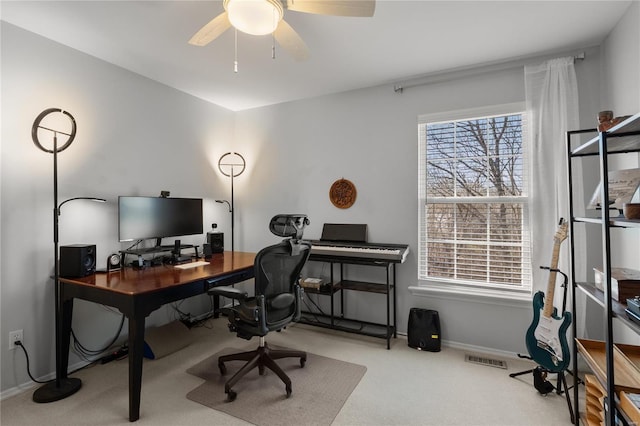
[1,22,236,393]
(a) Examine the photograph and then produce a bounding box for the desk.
[59,251,255,422]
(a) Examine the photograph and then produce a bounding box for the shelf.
[572,113,640,156]
[298,312,395,340]
[576,338,640,394]
[308,254,396,266]
[302,285,339,295]
[122,244,197,256]
[337,280,392,294]
[573,216,640,228]
[577,282,640,335]
[305,255,398,349]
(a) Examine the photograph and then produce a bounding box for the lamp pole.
[30,109,84,403]
[218,152,245,252]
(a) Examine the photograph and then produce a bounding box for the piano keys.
[309,241,409,263]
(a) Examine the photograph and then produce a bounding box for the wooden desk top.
[59,251,255,295]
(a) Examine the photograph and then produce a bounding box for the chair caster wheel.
[226,390,237,402]
[219,362,227,375]
[286,385,292,398]
[300,357,306,368]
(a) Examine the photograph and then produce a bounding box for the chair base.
[218,341,306,401]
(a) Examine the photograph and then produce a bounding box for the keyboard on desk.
[309,241,409,263]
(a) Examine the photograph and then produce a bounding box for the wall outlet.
[9,330,23,350]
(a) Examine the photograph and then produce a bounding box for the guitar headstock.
[554,218,568,244]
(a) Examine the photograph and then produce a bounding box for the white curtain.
[525,57,583,305]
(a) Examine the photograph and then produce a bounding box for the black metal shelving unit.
[567,113,640,425]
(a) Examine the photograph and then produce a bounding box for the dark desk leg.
[213,294,220,319]
[128,314,146,422]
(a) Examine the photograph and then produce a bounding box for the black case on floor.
[407,308,441,352]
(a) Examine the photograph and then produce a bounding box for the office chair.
[208,214,311,401]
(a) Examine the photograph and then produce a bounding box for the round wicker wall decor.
[329,178,357,209]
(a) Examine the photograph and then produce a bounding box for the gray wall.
[1,23,235,393]
[232,48,608,355]
[1,2,639,395]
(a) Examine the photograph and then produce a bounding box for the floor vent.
[465,354,507,369]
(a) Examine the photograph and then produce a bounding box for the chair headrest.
[269,214,310,240]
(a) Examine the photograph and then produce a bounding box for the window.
[418,104,531,296]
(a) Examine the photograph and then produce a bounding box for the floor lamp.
[217,152,245,252]
[30,108,105,403]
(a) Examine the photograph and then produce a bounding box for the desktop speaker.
[207,232,224,253]
[203,243,212,260]
[407,308,441,352]
[60,244,96,278]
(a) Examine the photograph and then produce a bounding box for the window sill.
[408,281,532,307]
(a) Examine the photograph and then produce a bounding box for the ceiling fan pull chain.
[272,32,276,59]
[234,28,238,73]
[272,8,276,59]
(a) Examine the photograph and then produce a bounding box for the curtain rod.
[393,51,586,94]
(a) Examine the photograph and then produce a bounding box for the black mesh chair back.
[256,240,310,328]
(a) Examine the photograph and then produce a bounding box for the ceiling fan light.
[225,0,283,36]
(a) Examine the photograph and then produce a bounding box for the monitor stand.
[171,239,192,264]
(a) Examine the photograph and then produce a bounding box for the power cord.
[13,341,48,384]
[14,320,124,385]
[14,338,115,385]
[71,313,125,362]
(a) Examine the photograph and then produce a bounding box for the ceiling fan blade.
[273,20,309,61]
[188,12,231,46]
[285,0,375,17]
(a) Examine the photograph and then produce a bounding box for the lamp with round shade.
[30,108,106,403]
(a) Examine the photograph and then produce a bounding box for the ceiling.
[1,1,632,111]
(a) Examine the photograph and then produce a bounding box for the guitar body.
[526,290,572,372]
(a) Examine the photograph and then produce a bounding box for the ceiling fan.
[188,0,376,61]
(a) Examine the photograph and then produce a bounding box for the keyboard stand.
[301,254,398,349]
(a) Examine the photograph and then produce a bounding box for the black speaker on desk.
[407,308,441,352]
[207,232,224,253]
[60,244,96,278]
[203,243,212,260]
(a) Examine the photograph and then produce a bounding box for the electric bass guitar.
[525,219,571,372]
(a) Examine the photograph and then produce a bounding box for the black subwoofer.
[407,308,441,352]
[60,244,96,278]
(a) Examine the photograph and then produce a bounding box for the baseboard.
[441,339,526,361]
[2,332,528,401]
[397,331,526,361]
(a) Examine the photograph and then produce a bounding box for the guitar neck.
[543,240,562,318]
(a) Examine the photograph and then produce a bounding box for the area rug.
[186,346,367,426]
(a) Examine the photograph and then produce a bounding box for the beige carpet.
[186,345,367,426]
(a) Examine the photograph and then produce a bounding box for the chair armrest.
[208,286,248,300]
